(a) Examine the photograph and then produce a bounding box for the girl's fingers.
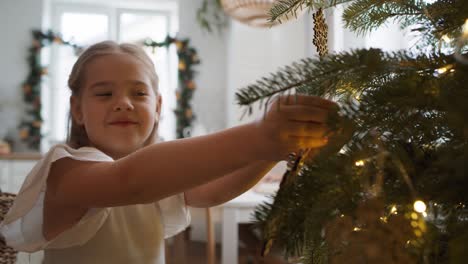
[280,94,337,109]
[284,121,328,138]
[279,105,329,123]
[288,135,329,149]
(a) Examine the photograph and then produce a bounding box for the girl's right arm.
[46,95,335,208]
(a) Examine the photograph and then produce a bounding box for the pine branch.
[235,58,317,113]
[251,49,468,262]
[268,0,353,24]
[236,49,445,113]
[268,0,307,23]
[342,0,423,35]
[342,0,468,51]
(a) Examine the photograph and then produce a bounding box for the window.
[42,1,178,150]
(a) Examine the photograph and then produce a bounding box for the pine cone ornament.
[312,8,328,57]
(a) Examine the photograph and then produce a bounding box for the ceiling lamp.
[221,0,285,27]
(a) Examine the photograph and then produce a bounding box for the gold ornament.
[22,84,32,94]
[185,109,193,119]
[19,129,29,140]
[312,8,328,57]
[41,67,48,75]
[175,41,184,51]
[186,80,196,90]
[32,121,42,128]
[53,37,63,44]
[178,61,186,71]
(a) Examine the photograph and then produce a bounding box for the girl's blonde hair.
[67,40,160,149]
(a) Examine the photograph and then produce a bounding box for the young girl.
[0,41,336,263]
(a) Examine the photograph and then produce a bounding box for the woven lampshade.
[221,0,281,27]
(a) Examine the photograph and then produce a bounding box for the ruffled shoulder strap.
[1,144,113,226]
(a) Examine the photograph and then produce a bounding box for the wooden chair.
[205,208,216,264]
[166,207,216,264]
[0,191,18,264]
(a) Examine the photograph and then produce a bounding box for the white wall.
[178,0,228,133]
[0,0,44,151]
[225,15,310,127]
[328,5,411,52]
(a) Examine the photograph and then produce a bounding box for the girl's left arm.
[184,160,278,208]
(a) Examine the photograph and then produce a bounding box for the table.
[0,153,41,193]
[221,190,272,264]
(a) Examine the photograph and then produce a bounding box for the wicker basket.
[0,192,18,264]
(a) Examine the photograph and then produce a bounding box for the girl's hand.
[253,95,338,161]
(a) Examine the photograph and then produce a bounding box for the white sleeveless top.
[0,144,191,264]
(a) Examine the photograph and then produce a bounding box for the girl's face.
[71,53,161,159]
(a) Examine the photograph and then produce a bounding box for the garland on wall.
[143,36,201,139]
[21,30,200,150]
[20,30,82,150]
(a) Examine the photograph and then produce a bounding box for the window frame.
[43,1,178,148]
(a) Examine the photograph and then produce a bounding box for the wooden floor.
[166,240,288,264]
[166,224,288,264]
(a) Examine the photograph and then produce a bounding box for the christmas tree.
[235,0,468,263]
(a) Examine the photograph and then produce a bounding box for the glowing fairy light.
[355,160,365,167]
[414,229,423,237]
[463,19,468,36]
[441,34,452,43]
[353,227,361,231]
[436,64,454,75]
[436,67,447,74]
[413,200,427,213]
[390,205,398,214]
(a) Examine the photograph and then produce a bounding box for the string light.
[414,229,423,237]
[413,200,427,213]
[355,160,365,167]
[436,67,447,74]
[390,205,398,214]
[436,64,453,75]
